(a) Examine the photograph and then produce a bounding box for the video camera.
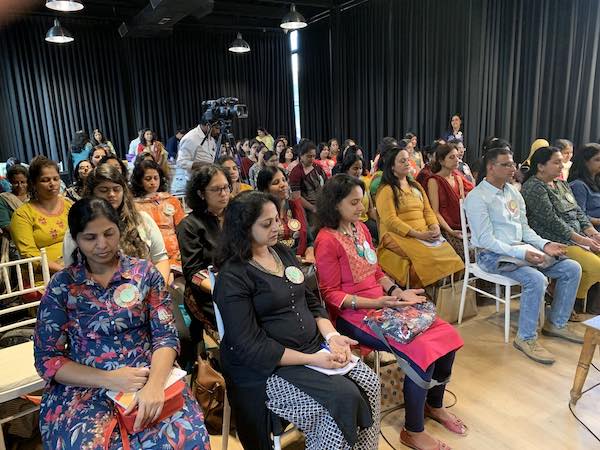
[201,97,248,123]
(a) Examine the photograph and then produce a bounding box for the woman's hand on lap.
[106,366,150,392]
[328,335,357,365]
[310,351,347,369]
[125,382,166,431]
[395,288,427,305]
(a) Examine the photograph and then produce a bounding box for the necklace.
[340,223,365,258]
[250,247,284,276]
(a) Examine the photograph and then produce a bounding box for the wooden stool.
[570,315,600,405]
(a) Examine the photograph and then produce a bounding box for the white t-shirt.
[62,211,168,267]
[176,125,217,175]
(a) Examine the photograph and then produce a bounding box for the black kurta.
[176,210,220,333]
[214,245,373,449]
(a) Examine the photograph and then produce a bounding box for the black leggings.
[336,317,456,432]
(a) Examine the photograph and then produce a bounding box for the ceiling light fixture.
[280,3,307,30]
[228,33,250,53]
[45,0,84,12]
[45,19,74,44]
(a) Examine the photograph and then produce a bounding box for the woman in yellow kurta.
[375,147,463,287]
[11,156,72,273]
[131,160,185,265]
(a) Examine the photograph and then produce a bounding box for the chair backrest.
[0,248,51,334]
[208,266,225,339]
[459,199,472,267]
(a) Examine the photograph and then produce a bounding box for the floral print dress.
[33,254,210,450]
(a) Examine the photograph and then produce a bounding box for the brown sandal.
[400,428,452,450]
[424,404,468,436]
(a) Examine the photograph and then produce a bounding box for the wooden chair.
[0,248,50,450]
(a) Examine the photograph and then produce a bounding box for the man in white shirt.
[128,129,143,156]
[176,120,220,176]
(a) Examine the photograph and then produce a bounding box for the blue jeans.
[477,251,582,340]
[336,317,456,433]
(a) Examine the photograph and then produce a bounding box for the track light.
[280,3,307,30]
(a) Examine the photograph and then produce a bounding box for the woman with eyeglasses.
[62,164,170,282]
[176,164,231,342]
[376,146,464,287]
[131,160,185,265]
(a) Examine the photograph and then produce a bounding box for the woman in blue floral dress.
[34,197,210,449]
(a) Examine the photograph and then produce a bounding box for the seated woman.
[315,142,334,177]
[131,160,185,265]
[63,164,170,282]
[34,197,209,449]
[256,166,315,263]
[375,146,464,287]
[213,191,381,450]
[426,143,473,258]
[315,174,466,450]
[568,143,600,230]
[89,146,109,168]
[219,155,252,197]
[137,128,170,178]
[176,164,231,342]
[521,146,600,320]
[65,160,92,202]
[341,152,379,244]
[0,164,29,261]
[11,156,72,273]
[99,154,129,178]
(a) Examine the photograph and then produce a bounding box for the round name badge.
[288,218,301,232]
[506,199,519,216]
[113,284,141,308]
[364,245,377,264]
[285,266,305,284]
[163,203,175,216]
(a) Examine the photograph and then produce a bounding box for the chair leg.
[504,284,511,344]
[458,272,470,324]
[221,391,231,450]
[0,424,5,450]
[495,284,501,312]
[374,351,380,376]
[273,435,282,450]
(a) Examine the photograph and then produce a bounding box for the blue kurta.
[34,254,210,449]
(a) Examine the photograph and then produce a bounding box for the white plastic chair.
[458,200,544,343]
[0,248,51,450]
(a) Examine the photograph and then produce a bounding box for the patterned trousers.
[265,360,381,450]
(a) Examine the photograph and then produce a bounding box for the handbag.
[434,279,478,323]
[192,354,225,435]
[379,362,405,412]
[103,380,186,450]
[364,301,436,345]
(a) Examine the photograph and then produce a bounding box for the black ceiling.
[29,0,348,31]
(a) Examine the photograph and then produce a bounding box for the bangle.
[386,284,399,296]
[351,295,357,310]
[325,332,340,343]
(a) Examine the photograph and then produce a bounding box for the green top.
[521,176,591,244]
[0,196,16,229]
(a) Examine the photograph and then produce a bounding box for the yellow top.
[240,183,253,192]
[360,176,372,222]
[375,183,438,237]
[11,198,72,264]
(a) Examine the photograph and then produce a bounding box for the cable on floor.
[569,380,600,443]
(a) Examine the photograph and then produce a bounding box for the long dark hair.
[568,143,600,191]
[256,166,287,192]
[380,147,421,211]
[185,164,231,212]
[28,156,60,200]
[130,160,168,197]
[522,146,560,183]
[316,174,364,230]
[215,191,279,268]
[68,197,121,264]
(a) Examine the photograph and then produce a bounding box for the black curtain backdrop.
[299,0,600,163]
[0,16,294,165]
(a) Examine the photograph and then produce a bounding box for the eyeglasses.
[205,185,231,194]
[494,162,517,168]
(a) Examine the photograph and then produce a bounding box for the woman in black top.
[176,164,231,343]
[213,191,381,450]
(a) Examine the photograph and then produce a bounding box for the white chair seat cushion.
[469,263,520,286]
[0,341,43,396]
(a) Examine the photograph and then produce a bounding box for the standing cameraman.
[176,119,220,176]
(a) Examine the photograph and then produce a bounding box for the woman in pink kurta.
[315,174,467,450]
